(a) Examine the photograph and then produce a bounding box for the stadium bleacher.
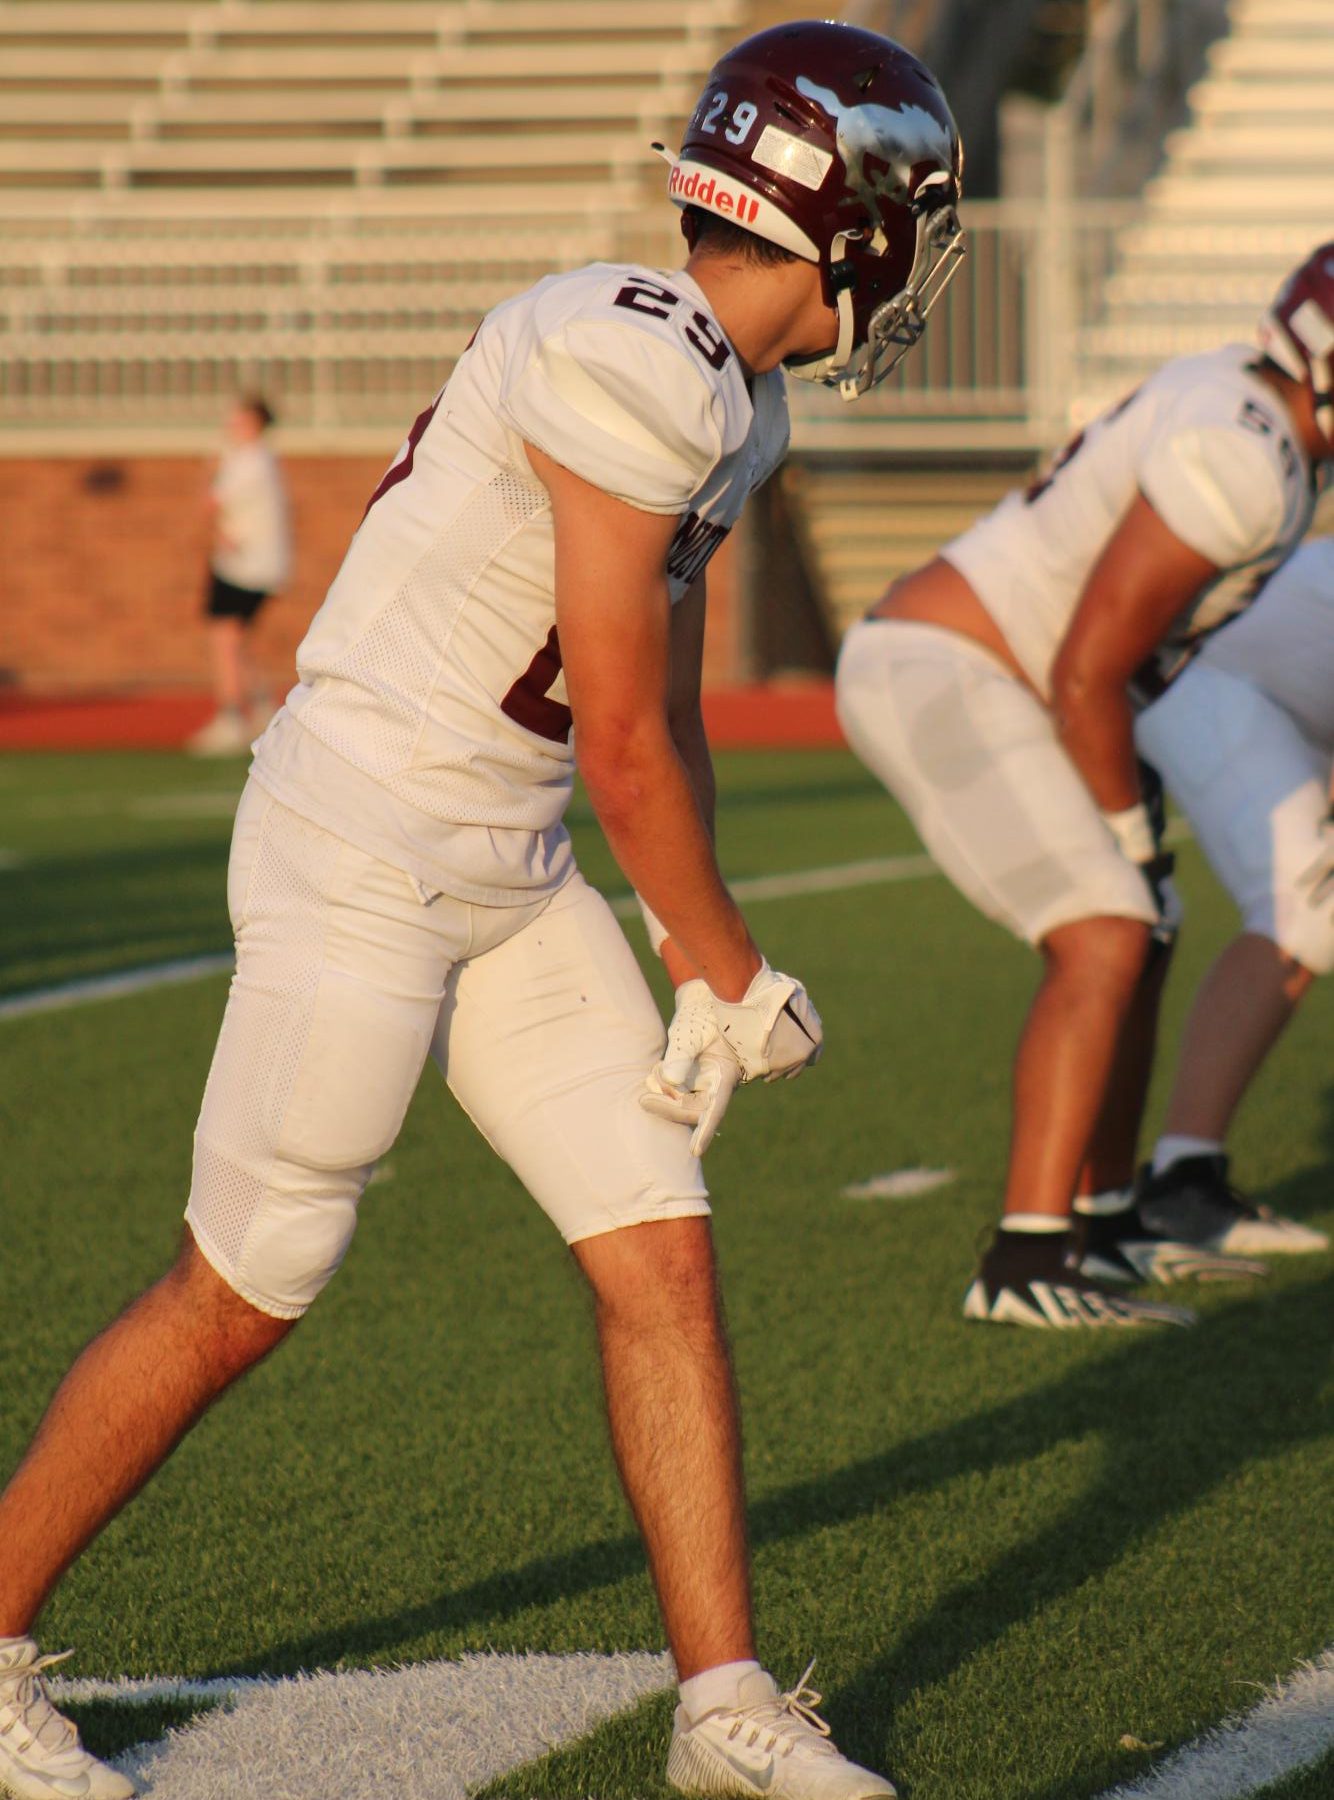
[0,0,736,192]
[3,0,1332,674]
[0,0,754,441]
[1080,0,1334,393]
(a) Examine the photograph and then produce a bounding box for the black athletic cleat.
[1136,1156,1329,1257]
[963,1226,1195,1328]
[1077,1201,1268,1285]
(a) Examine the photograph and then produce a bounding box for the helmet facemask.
[789,194,966,401]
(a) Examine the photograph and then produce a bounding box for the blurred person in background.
[1124,533,1333,1260]
[836,242,1334,1330]
[186,393,292,756]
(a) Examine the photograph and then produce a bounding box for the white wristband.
[636,895,669,955]
[1102,802,1155,864]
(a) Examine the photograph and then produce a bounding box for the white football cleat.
[0,1638,135,1800]
[667,1663,896,1799]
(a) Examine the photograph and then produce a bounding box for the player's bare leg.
[206,615,248,717]
[1002,915,1151,1220]
[573,1216,753,1680]
[1160,933,1314,1143]
[1078,942,1175,1196]
[966,916,1194,1325]
[0,1233,292,1636]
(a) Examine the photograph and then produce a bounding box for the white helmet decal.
[795,77,958,214]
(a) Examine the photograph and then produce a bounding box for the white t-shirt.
[942,345,1316,699]
[251,262,789,905]
[211,442,292,593]
[1198,534,1334,749]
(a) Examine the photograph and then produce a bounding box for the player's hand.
[639,964,823,1153]
[642,1041,741,1156]
[1297,811,1334,908]
[641,979,741,1155]
[1140,849,1182,947]
[710,962,823,1083]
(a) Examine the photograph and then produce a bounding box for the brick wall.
[0,454,743,696]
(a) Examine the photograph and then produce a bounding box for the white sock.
[999,1213,1069,1234]
[1073,1187,1134,1218]
[679,1659,762,1722]
[1153,1135,1223,1176]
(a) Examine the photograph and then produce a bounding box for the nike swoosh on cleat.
[711,1743,776,1791]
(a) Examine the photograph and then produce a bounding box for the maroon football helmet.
[658,19,964,400]
[1257,242,1334,450]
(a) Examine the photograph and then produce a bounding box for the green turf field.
[1,750,1331,1800]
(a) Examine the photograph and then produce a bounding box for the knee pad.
[187,1142,367,1320]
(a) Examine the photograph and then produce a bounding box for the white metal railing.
[0,197,1291,456]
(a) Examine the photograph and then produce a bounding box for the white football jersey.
[251,263,789,904]
[1198,534,1334,748]
[210,442,292,593]
[942,345,1316,699]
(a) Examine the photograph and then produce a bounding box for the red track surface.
[0,685,845,752]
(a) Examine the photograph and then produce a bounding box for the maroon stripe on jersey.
[360,388,444,524]
[501,626,573,744]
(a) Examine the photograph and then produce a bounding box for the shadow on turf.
[222,1251,1332,1794]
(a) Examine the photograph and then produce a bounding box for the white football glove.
[639,964,822,1153]
[640,979,741,1156]
[711,961,823,1083]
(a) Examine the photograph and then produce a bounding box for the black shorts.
[206,573,270,623]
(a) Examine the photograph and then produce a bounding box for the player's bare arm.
[529,443,761,1003]
[659,577,722,990]
[1050,492,1220,814]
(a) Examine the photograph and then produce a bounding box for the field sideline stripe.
[0,953,236,1022]
[0,852,940,1024]
[1098,1646,1334,1799]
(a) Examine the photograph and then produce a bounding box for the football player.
[0,23,963,1800]
[1128,532,1333,1259]
[836,243,1334,1329]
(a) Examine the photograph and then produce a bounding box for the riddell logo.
[668,163,760,225]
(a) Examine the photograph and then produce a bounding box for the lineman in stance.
[836,244,1333,1328]
[0,22,964,1800]
[1129,533,1333,1258]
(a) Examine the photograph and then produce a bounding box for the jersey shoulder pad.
[1138,380,1294,568]
[496,268,736,515]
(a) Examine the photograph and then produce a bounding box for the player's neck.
[684,252,837,379]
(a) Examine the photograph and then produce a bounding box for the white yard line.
[607,852,938,918]
[1098,1648,1334,1799]
[0,851,940,1024]
[0,828,1197,1026]
[56,1643,1334,1800]
[54,1651,675,1800]
[0,954,236,1022]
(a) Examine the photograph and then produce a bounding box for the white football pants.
[186,782,707,1319]
[1136,661,1334,974]
[835,618,1158,945]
